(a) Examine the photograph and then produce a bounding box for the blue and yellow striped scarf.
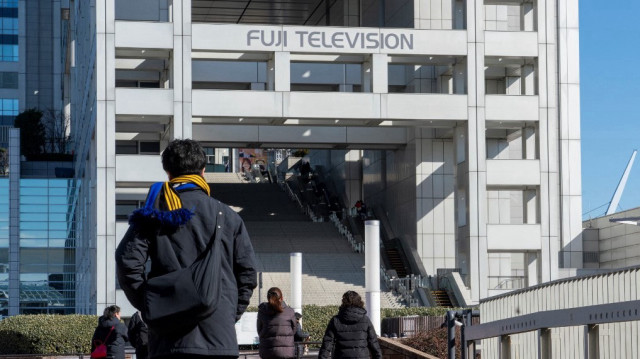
[129,174,211,229]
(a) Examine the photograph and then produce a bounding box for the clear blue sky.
[580,1,640,219]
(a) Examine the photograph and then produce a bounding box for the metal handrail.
[279,181,322,222]
[329,211,363,253]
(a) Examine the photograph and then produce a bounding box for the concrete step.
[204,172,247,183]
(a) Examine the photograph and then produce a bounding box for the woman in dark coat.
[318,291,382,359]
[257,287,297,359]
[91,305,129,359]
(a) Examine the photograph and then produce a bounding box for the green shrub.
[0,314,97,355]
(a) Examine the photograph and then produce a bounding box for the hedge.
[0,314,97,355]
[0,306,457,354]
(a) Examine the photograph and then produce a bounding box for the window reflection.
[14,179,76,314]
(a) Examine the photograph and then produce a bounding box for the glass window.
[0,0,18,62]
[116,200,140,220]
[16,178,75,313]
[0,71,17,88]
[115,140,137,154]
[139,141,160,154]
[0,98,17,124]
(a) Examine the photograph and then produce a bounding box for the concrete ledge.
[378,337,439,359]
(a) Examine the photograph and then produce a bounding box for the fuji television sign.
[246,28,414,51]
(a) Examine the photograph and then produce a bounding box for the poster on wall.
[238,149,267,174]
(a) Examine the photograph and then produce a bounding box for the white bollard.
[290,252,303,315]
[365,220,381,335]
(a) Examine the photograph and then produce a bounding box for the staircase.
[385,248,407,277]
[204,172,247,184]
[208,181,406,308]
[431,290,454,308]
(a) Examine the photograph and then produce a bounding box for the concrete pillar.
[557,0,583,270]
[365,220,381,335]
[273,52,290,92]
[371,54,388,93]
[522,64,535,96]
[344,150,362,209]
[362,58,372,92]
[466,0,488,302]
[523,126,536,159]
[290,252,302,314]
[524,189,537,224]
[453,62,466,95]
[172,0,193,139]
[522,2,535,31]
[538,328,551,359]
[527,252,539,286]
[584,325,599,359]
[96,0,117,313]
[500,335,511,359]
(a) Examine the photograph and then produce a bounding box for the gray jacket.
[257,303,297,359]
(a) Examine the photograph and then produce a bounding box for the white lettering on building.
[247,29,413,50]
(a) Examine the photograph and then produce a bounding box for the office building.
[68,0,582,313]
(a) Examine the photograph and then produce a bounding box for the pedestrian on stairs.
[318,291,382,359]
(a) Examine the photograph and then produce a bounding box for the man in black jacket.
[116,139,258,358]
[127,311,148,359]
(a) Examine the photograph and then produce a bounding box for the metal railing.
[279,181,321,222]
[382,269,423,307]
[328,211,363,253]
[464,300,640,359]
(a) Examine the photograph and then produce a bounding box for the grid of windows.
[0,179,8,317]
[0,71,17,88]
[18,179,75,314]
[0,98,17,126]
[0,0,17,62]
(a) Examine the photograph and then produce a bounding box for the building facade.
[70,0,582,313]
[0,128,76,317]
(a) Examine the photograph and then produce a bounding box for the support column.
[167,0,194,139]
[371,54,388,93]
[8,129,20,316]
[290,252,302,314]
[527,252,539,286]
[181,0,192,138]
[273,52,290,92]
[500,335,511,359]
[557,0,583,269]
[344,150,362,211]
[538,328,551,359]
[96,0,117,313]
[361,58,371,92]
[584,324,599,359]
[365,220,381,335]
[466,0,488,302]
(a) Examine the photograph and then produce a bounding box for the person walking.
[91,305,128,359]
[116,139,258,358]
[127,311,148,359]
[293,312,310,356]
[257,287,297,359]
[318,291,382,359]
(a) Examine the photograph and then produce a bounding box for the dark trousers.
[135,346,148,359]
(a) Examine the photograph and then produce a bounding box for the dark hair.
[161,139,206,177]
[267,287,283,313]
[104,305,120,319]
[241,158,251,172]
[340,290,364,310]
